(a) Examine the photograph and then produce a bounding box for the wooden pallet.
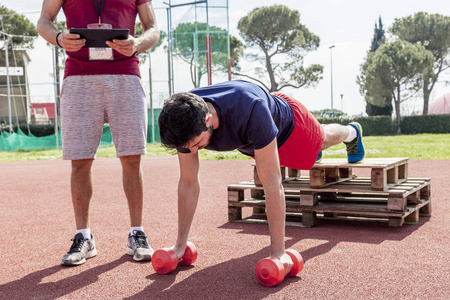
[253,157,409,191]
[228,177,431,227]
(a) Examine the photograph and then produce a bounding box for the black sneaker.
[61,233,97,266]
[126,230,154,261]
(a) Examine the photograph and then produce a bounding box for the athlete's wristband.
[56,31,63,48]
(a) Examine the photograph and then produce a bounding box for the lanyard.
[93,0,106,24]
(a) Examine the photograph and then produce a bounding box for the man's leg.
[320,123,364,163]
[120,155,143,227]
[60,75,105,266]
[321,124,350,150]
[120,154,154,261]
[104,75,152,261]
[71,159,94,229]
[62,159,98,266]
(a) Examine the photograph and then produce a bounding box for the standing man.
[37,0,160,265]
[158,80,364,269]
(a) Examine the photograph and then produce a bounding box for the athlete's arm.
[171,151,201,258]
[37,0,85,52]
[254,138,293,270]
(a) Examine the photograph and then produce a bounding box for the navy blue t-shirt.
[186,80,295,157]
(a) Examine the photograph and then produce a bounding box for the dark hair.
[158,92,209,149]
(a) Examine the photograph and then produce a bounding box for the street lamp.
[329,45,335,115]
[340,94,344,112]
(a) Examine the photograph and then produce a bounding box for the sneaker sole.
[126,247,152,261]
[61,248,98,266]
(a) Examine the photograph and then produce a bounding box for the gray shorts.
[60,75,147,160]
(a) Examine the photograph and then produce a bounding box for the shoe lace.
[68,237,85,253]
[132,231,149,249]
[346,139,358,155]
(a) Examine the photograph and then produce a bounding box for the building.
[0,49,32,126]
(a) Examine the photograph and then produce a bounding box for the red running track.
[0,157,449,299]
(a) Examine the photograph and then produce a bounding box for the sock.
[130,226,144,236]
[76,228,91,240]
[344,125,357,142]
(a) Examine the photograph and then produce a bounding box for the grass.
[0,133,448,161]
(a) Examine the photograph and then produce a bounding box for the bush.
[316,116,396,136]
[401,114,450,134]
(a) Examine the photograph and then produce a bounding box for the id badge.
[87,23,113,60]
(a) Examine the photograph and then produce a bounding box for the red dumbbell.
[152,241,198,274]
[255,249,304,287]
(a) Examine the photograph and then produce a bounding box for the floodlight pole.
[329,45,335,115]
[52,45,60,150]
[148,49,154,143]
[4,35,12,133]
[205,0,212,85]
[340,94,344,111]
[226,0,231,81]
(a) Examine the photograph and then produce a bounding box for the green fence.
[0,109,161,152]
[0,125,114,152]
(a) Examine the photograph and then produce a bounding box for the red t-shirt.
[62,0,152,78]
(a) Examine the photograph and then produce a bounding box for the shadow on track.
[0,255,129,299]
[125,240,301,300]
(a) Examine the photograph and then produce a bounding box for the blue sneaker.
[345,122,365,163]
[315,151,323,163]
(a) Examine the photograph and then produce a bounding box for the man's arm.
[106,1,160,56]
[254,138,293,270]
[171,151,200,258]
[37,0,85,52]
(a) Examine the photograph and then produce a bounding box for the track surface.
[0,157,449,299]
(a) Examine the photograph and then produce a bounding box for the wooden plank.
[419,200,432,216]
[325,167,340,182]
[314,157,409,169]
[288,168,300,178]
[251,189,265,199]
[339,167,352,179]
[371,168,387,190]
[228,207,242,221]
[300,191,318,206]
[398,163,408,179]
[228,190,244,202]
[228,199,431,227]
[387,196,407,211]
[387,166,399,184]
[302,211,316,227]
[406,190,420,204]
[404,209,419,224]
[309,168,325,188]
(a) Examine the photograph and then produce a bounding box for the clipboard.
[69,28,129,48]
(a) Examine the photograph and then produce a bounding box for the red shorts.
[272,92,324,170]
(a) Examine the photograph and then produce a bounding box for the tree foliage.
[360,40,434,132]
[361,16,393,116]
[371,16,386,52]
[0,5,37,50]
[171,22,243,88]
[134,22,167,65]
[390,12,450,115]
[236,5,323,92]
[0,5,38,67]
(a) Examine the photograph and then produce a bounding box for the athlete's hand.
[58,30,85,52]
[272,252,294,274]
[106,36,136,57]
[170,244,187,260]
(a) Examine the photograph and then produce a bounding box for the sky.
[1,0,449,116]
